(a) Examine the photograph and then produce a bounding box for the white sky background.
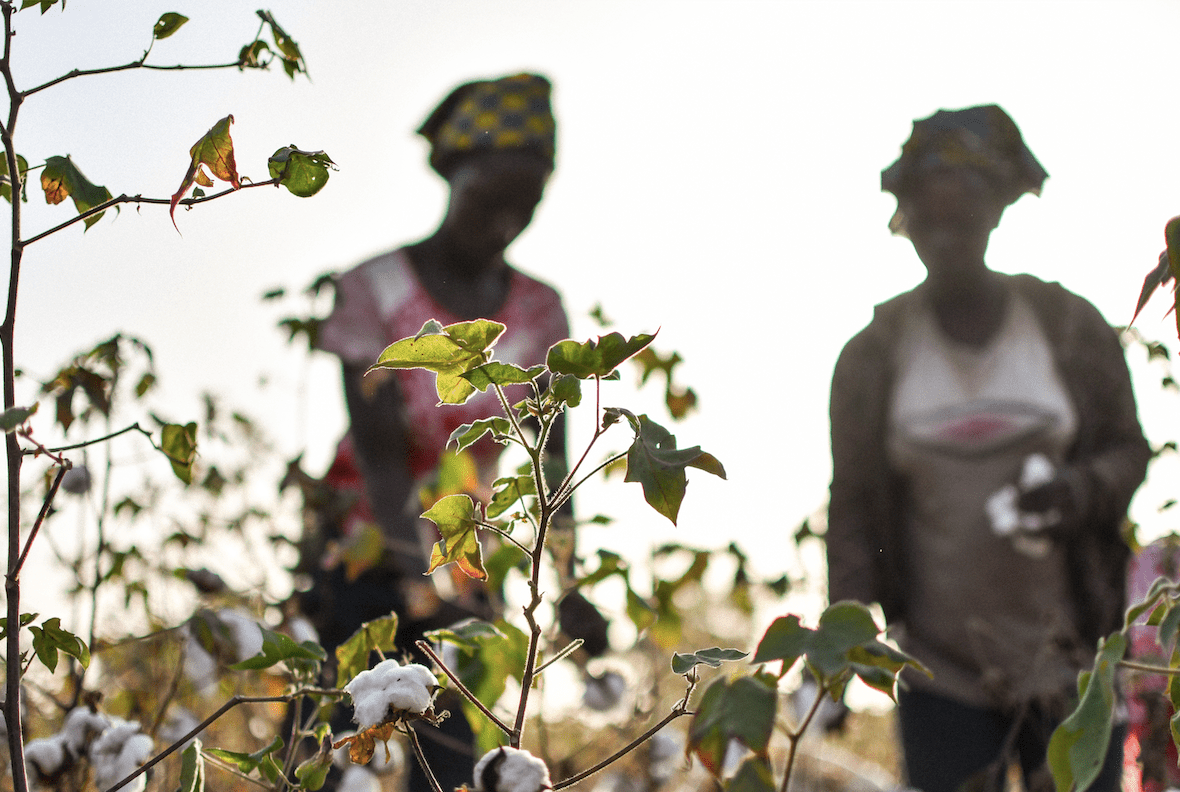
[7,0,1180,617]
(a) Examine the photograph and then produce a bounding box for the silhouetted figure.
[298,73,604,792]
[826,105,1150,792]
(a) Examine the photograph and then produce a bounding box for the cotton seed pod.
[473,747,552,792]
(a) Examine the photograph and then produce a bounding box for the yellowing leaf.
[170,116,240,230]
[40,156,114,229]
[422,495,487,580]
[161,421,198,484]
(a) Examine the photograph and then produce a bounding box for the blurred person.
[825,105,1150,792]
[297,73,605,792]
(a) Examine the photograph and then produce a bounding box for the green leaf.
[41,155,114,230]
[371,319,506,405]
[0,154,29,203]
[671,647,748,675]
[0,612,37,640]
[549,373,582,408]
[688,672,778,776]
[160,422,198,484]
[806,601,883,682]
[752,614,811,673]
[230,627,325,671]
[268,147,335,198]
[153,12,188,39]
[20,0,62,13]
[423,495,486,580]
[207,736,284,783]
[295,736,332,792]
[237,39,267,69]
[486,475,536,519]
[625,587,657,635]
[448,417,513,453]
[178,740,204,792]
[546,332,656,379]
[462,362,545,392]
[28,617,90,672]
[0,403,36,433]
[1047,632,1126,792]
[257,10,307,79]
[727,756,777,792]
[335,614,399,688]
[427,619,527,756]
[623,414,726,524]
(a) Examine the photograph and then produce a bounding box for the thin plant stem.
[404,723,445,792]
[552,674,698,791]
[22,179,282,246]
[414,640,514,737]
[12,463,64,577]
[779,679,829,792]
[1,2,29,788]
[105,689,343,792]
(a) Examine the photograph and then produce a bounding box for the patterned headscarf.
[417,73,556,178]
[882,105,1048,236]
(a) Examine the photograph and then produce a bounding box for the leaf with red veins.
[170,115,241,230]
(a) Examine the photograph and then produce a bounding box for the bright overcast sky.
[7,1,1180,597]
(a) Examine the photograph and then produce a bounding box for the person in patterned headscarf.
[297,73,606,792]
[826,105,1149,792]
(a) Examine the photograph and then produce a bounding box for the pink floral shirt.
[318,248,568,487]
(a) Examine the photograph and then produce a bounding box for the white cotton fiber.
[24,735,68,780]
[219,608,265,661]
[338,765,381,792]
[88,719,154,792]
[345,660,437,728]
[61,707,110,758]
[473,747,552,792]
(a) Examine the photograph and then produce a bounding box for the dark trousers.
[897,687,1124,792]
[307,564,476,792]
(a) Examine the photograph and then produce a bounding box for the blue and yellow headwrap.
[882,105,1048,236]
[417,73,556,178]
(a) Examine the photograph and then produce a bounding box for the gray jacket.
[827,274,1151,646]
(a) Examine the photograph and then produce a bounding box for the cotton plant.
[332,659,442,766]
[88,718,154,792]
[24,708,153,792]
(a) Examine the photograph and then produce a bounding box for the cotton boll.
[473,747,552,792]
[88,719,154,792]
[345,659,437,728]
[338,765,382,792]
[182,633,218,691]
[219,609,264,661]
[25,735,69,782]
[61,707,110,758]
[583,671,627,711]
[986,485,1020,536]
[158,708,201,751]
[286,616,320,646]
[1019,453,1055,489]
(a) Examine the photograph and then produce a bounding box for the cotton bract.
[473,747,552,792]
[345,660,438,728]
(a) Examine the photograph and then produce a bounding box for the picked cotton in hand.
[473,747,552,792]
[345,660,437,728]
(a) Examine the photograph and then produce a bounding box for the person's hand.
[1017,468,1086,535]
